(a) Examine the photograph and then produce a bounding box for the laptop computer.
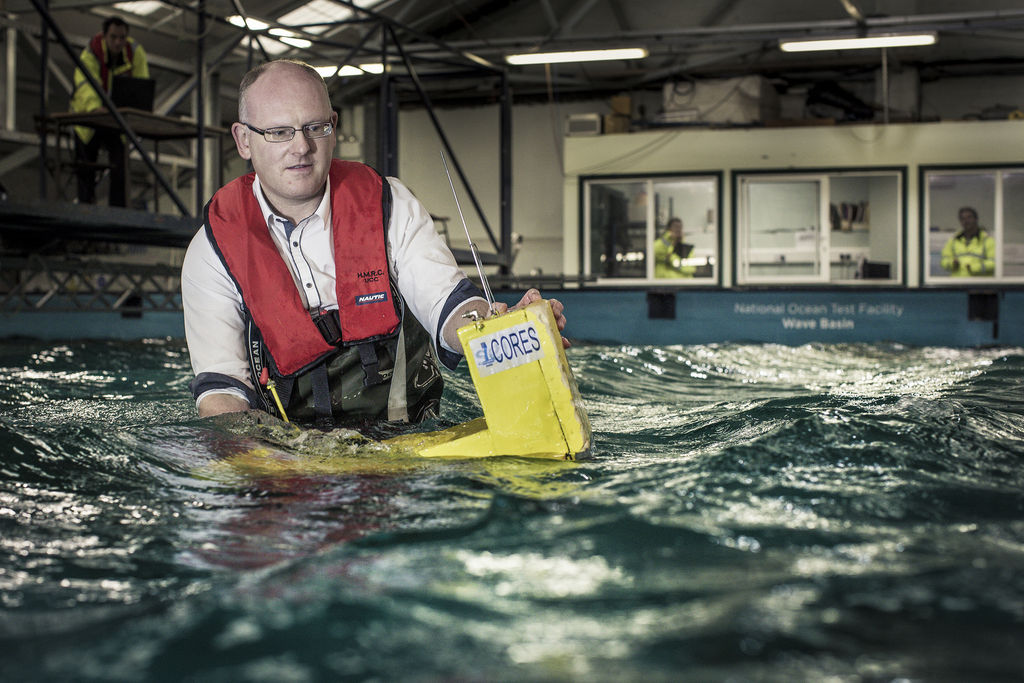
[110,76,156,111]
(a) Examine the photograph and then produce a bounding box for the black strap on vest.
[310,362,333,428]
[275,376,296,410]
[357,343,385,386]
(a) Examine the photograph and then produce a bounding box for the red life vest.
[203,159,401,377]
[89,33,135,90]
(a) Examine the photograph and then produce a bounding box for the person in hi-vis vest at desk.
[70,16,149,207]
[941,206,996,277]
[654,217,695,278]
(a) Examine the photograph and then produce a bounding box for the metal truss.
[0,255,182,313]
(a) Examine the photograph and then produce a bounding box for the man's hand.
[491,288,570,349]
[443,288,571,352]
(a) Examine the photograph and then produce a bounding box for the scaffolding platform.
[0,199,199,249]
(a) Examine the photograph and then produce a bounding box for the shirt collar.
[250,174,331,236]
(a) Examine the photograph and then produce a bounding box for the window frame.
[733,167,906,287]
[920,164,1024,286]
[579,171,723,287]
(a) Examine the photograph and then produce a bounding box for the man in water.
[654,217,694,278]
[70,16,149,206]
[941,206,995,276]
[181,59,565,426]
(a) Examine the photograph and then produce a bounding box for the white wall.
[398,98,612,277]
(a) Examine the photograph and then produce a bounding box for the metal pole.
[882,46,889,125]
[38,0,48,200]
[377,22,397,176]
[4,22,16,131]
[499,70,512,273]
[196,0,206,215]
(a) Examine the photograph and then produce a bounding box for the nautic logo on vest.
[472,322,545,377]
[355,292,388,305]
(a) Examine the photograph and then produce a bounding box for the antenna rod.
[440,150,497,314]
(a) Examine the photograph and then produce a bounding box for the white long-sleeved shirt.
[181,173,483,407]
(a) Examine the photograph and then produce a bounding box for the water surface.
[1,339,1023,681]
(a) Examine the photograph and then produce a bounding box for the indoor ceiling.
[13,0,1024,110]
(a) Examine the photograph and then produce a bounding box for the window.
[586,180,647,280]
[584,175,719,283]
[1004,172,1024,278]
[737,170,902,285]
[652,178,718,280]
[924,168,1024,283]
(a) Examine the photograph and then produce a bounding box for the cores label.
[472,322,545,377]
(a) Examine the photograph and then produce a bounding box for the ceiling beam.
[700,0,743,27]
[399,8,1024,56]
[551,0,602,39]
[4,0,104,12]
[607,0,630,32]
[538,0,560,32]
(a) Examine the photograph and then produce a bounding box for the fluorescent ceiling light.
[506,47,648,65]
[255,39,290,56]
[228,16,295,55]
[316,64,383,77]
[268,28,312,49]
[279,36,313,48]
[779,32,937,52]
[113,1,163,16]
[229,17,313,51]
[278,0,381,35]
[228,15,270,31]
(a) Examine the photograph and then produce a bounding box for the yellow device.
[386,299,591,460]
[199,300,591,482]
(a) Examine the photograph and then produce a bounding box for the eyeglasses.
[243,121,333,143]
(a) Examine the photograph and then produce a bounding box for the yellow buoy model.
[385,299,591,460]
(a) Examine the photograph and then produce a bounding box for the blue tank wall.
[497,289,1023,347]
[2,289,1020,347]
[0,310,185,341]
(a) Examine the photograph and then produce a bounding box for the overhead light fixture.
[506,47,648,66]
[315,63,384,78]
[779,32,937,52]
[267,28,311,49]
[228,15,270,31]
[277,0,381,34]
[113,1,163,16]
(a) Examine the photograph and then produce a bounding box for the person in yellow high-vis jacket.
[940,206,996,277]
[654,217,695,278]
[70,16,148,206]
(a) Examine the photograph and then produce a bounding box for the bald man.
[181,59,566,426]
